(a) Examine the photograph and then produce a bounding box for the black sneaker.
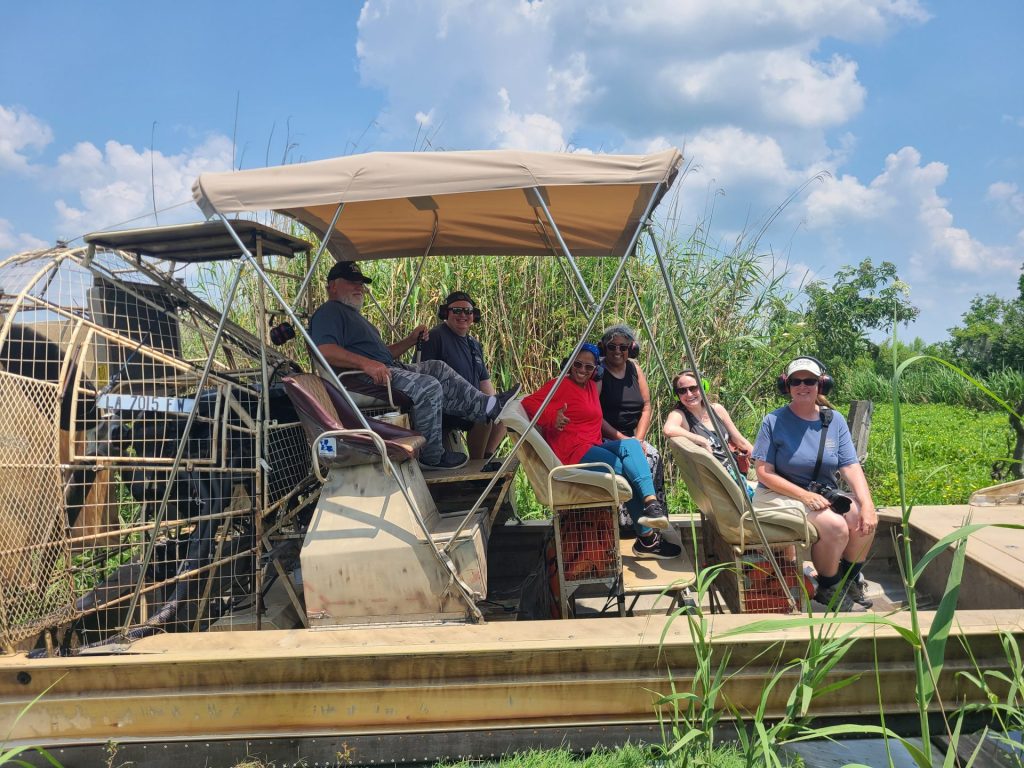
[419,451,469,471]
[846,575,873,608]
[631,531,681,560]
[487,383,522,421]
[637,500,670,529]
[813,583,866,613]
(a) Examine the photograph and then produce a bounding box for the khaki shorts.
[752,486,812,517]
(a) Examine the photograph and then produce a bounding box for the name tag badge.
[318,437,337,458]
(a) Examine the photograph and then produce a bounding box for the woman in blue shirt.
[751,357,878,611]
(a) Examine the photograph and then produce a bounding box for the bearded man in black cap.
[310,262,519,470]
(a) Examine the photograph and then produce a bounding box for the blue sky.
[2,0,1022,343]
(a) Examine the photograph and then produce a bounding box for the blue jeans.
[580,438,656,534]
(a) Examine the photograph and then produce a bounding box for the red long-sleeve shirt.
[521,377,603,465]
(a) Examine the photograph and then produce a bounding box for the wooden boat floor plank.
[619,538,696,597]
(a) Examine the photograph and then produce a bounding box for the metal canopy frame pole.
[530,187,597,308]
[625,270,674,394]
[443,184,664,554]
[119,259,248,639]
[394,211,439,330]
[533,211,589,315]
[292,202,345,311]
[645,227,794,608]
[211,214,483,622]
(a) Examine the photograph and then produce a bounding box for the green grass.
[864,402,1009,506]
[434,743,803,768]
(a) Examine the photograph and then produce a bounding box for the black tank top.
[600,361,644,436]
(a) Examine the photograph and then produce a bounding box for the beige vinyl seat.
[667,436,816,613]
[500,400,630,618]
[500,400,632,510]
[667,436,816,549]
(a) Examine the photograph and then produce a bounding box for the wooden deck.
[876,503,1024,610]
[619,537,697,615]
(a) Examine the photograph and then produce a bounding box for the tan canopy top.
[192,148,682,261]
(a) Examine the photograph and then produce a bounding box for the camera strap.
[809,408,834,484]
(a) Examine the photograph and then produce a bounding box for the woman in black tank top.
[596,325,665,510]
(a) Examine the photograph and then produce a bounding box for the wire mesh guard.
[555,507,620,583]
[0,245,315,652]
[708,528,805,614]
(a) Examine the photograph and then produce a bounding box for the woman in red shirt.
[522,343,680,560]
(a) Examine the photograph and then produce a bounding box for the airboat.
[1,149,1022,766]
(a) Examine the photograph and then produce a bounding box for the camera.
[806,481,853,514]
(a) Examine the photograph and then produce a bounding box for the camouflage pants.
[390,359,489,463]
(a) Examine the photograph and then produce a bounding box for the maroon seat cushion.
[282,374,425,465]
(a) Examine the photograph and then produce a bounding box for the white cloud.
[988,181,1024,217]
[803,146,1019,273]
[356,0,924,151]
[0,218,48,253]
[494,88,568,151]
[52,135,233,237]
[0,105,54,173]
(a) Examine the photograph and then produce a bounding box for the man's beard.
[338,293,364,310]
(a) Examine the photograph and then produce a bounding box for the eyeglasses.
[448,307,475,316]
[675,385,701,395]
[788,377,820,387]
[572,361,596,372]
[605,343,631,352]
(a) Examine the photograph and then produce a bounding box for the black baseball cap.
[327,261,372,284]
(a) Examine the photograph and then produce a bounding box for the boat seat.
[667,436,815,614]
[666,436,817,549]
[282,373,425,467]
[310,358,412,415]
[499,400,632,509]
[500,399,629,618]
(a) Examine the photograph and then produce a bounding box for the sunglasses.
[448,307,475,316]
[605,343,631,352]
[675,384,701,395]
[572,361,596,372]
[788,377,820,387]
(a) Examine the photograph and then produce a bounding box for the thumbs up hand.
[555,403,570,431]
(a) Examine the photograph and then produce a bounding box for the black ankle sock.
[839,558,863,582]
[816,570,841,590]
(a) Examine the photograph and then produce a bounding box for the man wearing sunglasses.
[310,264,520,470]
[420,291,507,460]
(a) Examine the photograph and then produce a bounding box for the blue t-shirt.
[419,323,489,388]
[751,406,858,489]
[309,300,395,366]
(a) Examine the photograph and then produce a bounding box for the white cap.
[786,357,824,377]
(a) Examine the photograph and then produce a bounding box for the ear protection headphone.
[597,327,639,359]
[776,355,834,396]
[438,291,482,323]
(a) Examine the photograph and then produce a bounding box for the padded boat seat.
[500,400,632,508]
[666,436,817,548]
[310,357,412,413]
[283,373,425,467]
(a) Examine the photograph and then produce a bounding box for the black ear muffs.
[597,339,640,359]
[777,355,834,396]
